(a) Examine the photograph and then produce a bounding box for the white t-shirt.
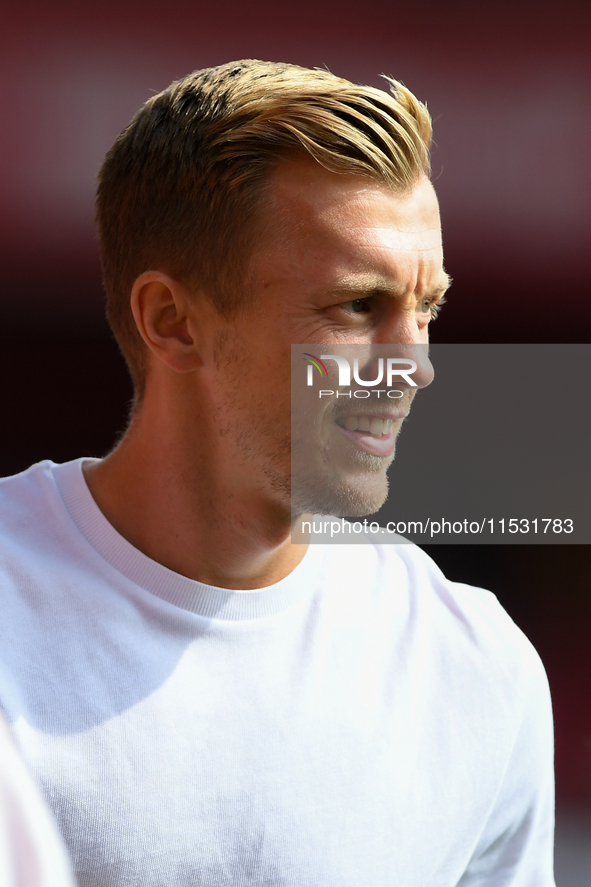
[0,459,555,887]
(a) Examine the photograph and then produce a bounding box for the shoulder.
[394,542,541,660]
[0,461,60,541]
[0,459,90,586]
[318,540,547,700]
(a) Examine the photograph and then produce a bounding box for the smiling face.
[290,341,434,517]
[202,157,448,518]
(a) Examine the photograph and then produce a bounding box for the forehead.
[255,158,445,294]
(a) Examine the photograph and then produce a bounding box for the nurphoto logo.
[302,353,329,381]
[302,352,418,398]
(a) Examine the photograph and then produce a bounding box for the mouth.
[336,416,393,437]
[334,413,406,457]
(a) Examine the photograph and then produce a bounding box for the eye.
[418,295,447,320]
[349,299,368,313]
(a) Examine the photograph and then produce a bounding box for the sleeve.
[457,646,556,887]
[0,714,76,887]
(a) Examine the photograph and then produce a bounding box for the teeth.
[340,417,395,437]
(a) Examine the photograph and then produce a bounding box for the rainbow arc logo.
[302,353,328,379]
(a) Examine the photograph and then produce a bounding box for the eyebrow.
[318,271,452,300]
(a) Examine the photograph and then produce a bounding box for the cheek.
[229,364,292,433]
[418,323,431,345]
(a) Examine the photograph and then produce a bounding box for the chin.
[291,468,389,518]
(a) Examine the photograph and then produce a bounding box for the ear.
[130,271,202,373]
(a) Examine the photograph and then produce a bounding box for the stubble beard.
[290,430,393,518]
[218,401,391,519]
[211,336,394,519]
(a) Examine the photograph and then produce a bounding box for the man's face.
[201,158,448,519]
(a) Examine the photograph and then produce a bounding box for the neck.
[84,395,307,590]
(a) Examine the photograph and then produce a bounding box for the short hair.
[96,59,432,396]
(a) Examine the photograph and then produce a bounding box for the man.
[0,60,555,885]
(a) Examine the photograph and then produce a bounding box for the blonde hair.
[96,59,432,396]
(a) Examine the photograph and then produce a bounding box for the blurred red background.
[2,0,590,340]
[1,0,590,871]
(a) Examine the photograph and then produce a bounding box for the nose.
[367,304,434,389]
